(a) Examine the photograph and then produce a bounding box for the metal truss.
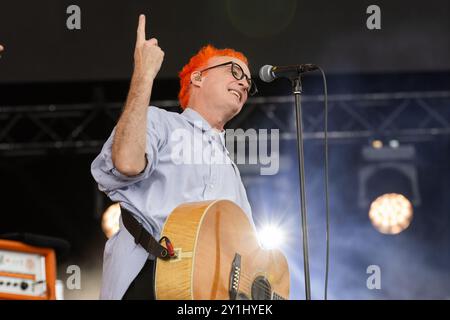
[1,91,450,156]
[231,91,450,142]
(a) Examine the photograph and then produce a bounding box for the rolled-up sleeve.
[91,106,168,193]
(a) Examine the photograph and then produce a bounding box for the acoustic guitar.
[155,200,289,300]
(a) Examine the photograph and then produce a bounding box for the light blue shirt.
[91,106,254,300]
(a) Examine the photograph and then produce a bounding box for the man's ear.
[190,71,203,87]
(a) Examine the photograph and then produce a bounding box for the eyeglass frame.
[197,61,258,96]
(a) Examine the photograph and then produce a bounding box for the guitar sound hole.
[236,293,250,300]
[251,276,271,300]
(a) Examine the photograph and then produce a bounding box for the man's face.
[198,56,252,117]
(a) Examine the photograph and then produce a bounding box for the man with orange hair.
[91,14,258,299]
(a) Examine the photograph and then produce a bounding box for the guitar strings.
[233,273,285,299]
[235,278,285,300]
[238,276,271,290]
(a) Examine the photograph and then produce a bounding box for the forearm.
[112,74,153,176]
[111,14,164,177]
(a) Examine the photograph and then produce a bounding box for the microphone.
[259,64,318,82]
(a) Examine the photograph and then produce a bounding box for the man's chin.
[217,101,243,122]
[229,103,243,118]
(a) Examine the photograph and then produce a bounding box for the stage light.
[389,139,400,148]
[258,224,285,250]
[358,144,421,208]
[368,193,413,235]
[372,140,383,149]
[101,203,121,239]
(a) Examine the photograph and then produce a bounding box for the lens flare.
[258,224,285,250]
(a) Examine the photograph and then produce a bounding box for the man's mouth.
[228,89,242,102]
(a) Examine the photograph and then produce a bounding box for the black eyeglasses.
[199,61,258,96]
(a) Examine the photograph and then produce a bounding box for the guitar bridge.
[229,253,241,300]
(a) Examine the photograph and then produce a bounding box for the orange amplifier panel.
[0,239,56,300]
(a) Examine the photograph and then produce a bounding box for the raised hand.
[133,14,164,81]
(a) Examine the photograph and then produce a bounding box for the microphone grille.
[259,65,274,83]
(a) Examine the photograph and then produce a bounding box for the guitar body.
[155,200,289,300]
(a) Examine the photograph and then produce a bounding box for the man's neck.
[189,106,226,131]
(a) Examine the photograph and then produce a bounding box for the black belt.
[121,207,175,260]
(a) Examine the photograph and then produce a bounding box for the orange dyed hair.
[178,44,249,109]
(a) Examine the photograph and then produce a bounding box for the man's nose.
[237,79,250,90]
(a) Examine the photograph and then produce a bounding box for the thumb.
[146,38,158,46]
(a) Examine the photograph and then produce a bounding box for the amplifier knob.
[20,282,28,290]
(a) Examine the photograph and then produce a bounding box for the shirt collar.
[181,107,228,153]
[181,108,212,132]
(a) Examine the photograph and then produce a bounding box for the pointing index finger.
[137,14,146,44]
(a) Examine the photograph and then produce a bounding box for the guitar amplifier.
[0,239,56,300]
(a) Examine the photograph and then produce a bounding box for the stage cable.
[318,67,330,300]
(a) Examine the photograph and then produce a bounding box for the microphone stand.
[291,75,311,300]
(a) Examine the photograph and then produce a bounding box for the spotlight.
[101,203,121,239]
[371,140,383,149]
[389,139,400,148]
[258,224,285,250]
[369,193,413,234]
[358,144,421,208]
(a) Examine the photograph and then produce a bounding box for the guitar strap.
[121,207,174,260]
